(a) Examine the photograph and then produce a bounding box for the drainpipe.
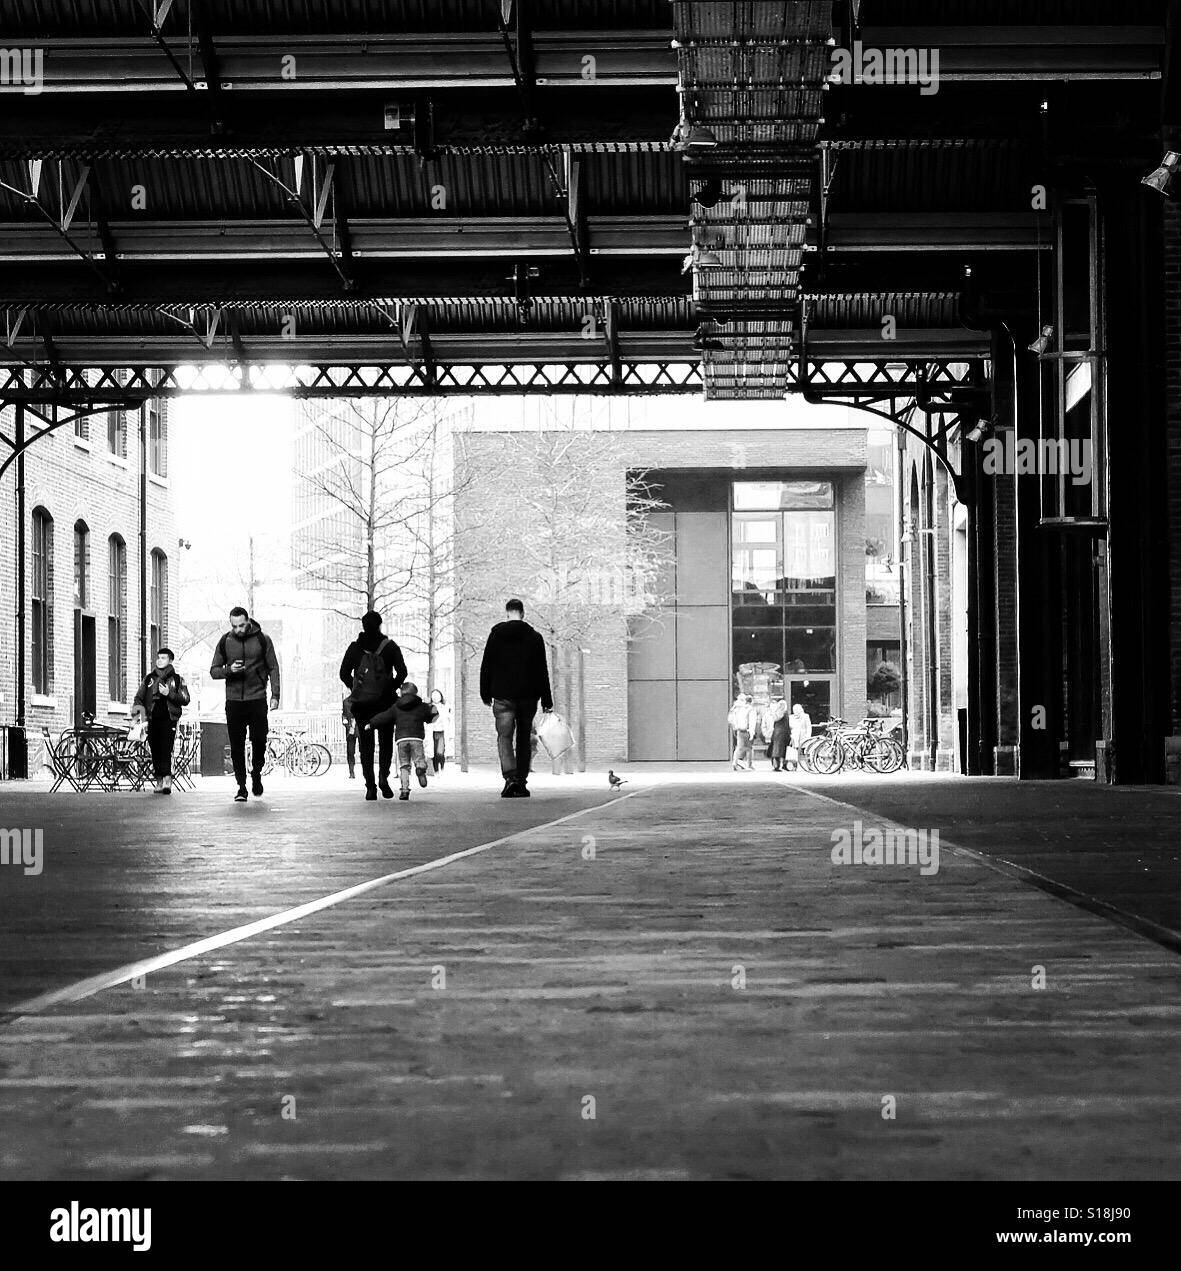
[896,425,909,762]
[139,404,148,680]
[16,402,26,732]
[925,473,939,770]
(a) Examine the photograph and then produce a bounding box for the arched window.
[31,507,54,694]
[150,548,168,652]
[108,535,127,702]
[73,519,90,610]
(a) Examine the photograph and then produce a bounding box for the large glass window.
[108,535,127,702]
[73,519,90,610]
[732,482,837,693]
[149,402,167,477]
[150,548,168,652]
[31,508,54,694]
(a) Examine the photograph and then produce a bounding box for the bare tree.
[292,395,450,620]
[454,417,673,770]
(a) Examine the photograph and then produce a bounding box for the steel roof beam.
[852,25,1162,81]
[22,33,679,93]
[0,257,688,304]
[0,326,986,369]
[0,88,677,159]
[0,216,688,262]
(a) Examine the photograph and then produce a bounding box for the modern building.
[0,398,176,746]
[454,412,876,766]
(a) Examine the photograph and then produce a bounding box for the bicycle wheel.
[289,742,318,777]
[860,735,895,774]
[261,742,280,777]
[309,744,332,776]
[810,733,845,775]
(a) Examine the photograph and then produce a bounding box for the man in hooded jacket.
[210,605,281,801]
[339,610,408,800]
[479,598,553,798]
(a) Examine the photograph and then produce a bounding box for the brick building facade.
[0,399,177,746]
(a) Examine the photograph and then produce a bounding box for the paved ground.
[0,766,1178,1180]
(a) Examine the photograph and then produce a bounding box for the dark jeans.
[226,699,268,788]
[357,723,393,788]
[147,712,176,779]
[345,727,357,773]
[493,697,537,783]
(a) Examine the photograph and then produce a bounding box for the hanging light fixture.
[1028,324,1055,355]
[1142,151,1181,197]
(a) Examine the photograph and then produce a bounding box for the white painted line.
[4,788,645,1020]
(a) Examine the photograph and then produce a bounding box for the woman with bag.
[132,647,191,794]
[787,702,812,772]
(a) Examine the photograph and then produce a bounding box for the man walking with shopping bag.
[479,598,553,799]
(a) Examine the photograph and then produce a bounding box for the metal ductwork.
[673,1,833,399]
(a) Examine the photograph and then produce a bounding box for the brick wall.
[0,400,176,742]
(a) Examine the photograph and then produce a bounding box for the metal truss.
[0,355,988,406]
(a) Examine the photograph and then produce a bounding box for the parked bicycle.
[246,728,333,777]
[799,717,906,775]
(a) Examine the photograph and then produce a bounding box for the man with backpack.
[339,610,408,801]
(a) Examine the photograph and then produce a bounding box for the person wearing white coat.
[787,703,812,771]
[727,694,757,771]
[428,689,452,773]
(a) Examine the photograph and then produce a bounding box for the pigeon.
[608,770,627,789]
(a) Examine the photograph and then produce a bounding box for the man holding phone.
[211,605,281,803]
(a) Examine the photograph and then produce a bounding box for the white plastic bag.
[536,710,575,759]
[127,720,148,744]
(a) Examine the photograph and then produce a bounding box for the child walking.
[365,681,438,800]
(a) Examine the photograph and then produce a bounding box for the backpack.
[351,638,392,706]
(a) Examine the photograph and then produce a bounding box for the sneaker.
[365,785,378,801]
[234,787,248,802]
[252,776,264,797]
[399,790,410,801]
[416,765,428,788]
[510,783,531,798]
[379,779,395,799]
[501,779,517,799]
[163,774,173,792]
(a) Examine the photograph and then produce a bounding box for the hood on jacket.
[396,692,425,711]
[232,619,263,640]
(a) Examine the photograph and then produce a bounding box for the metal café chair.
[171,725,200,791]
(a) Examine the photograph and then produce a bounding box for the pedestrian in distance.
[339,610,407,801]
[365,681,437,800]
[479,598,554,799]
[765,696,790,771]
[428,689,451,774]
[210,606,280,803]
[342,698,358,779]
[132,647,190,794]
[787,702,812,772]
[728,692,757,772]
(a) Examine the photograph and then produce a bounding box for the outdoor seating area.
[42,720,200,793]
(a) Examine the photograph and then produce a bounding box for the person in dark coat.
[132,647,191,793]
[479,598,553,799]
[210,606,280,802]
[339,610,408,800]
[342,697,358,779]
[365,681,438,800]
